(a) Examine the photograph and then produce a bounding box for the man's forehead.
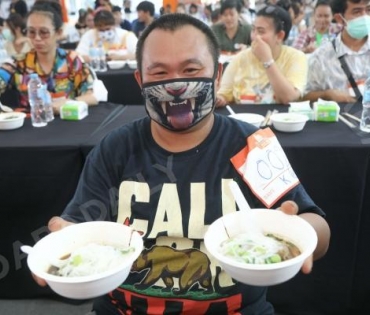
[347,0,370,8]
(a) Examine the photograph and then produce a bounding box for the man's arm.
[303,89,357,103]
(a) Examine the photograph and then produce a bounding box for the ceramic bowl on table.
[126,60,138,69]
[204,209,317,286]
[25,221,143,299]
[229,113,265,127]
[0,112,26,130]
[107,60,126,70]
[270,113,308,132]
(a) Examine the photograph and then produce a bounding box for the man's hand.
[33,217,74,287]
[215,95,227,108]
[279,200,313,274]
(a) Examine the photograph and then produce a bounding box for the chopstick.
[261,110,272,127]
[343,112,361,123]
[339,114,356,128]
[267,109,279,126]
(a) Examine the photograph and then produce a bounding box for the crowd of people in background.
[0,0,369,106]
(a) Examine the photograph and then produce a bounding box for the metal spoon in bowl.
[21,245,69,269]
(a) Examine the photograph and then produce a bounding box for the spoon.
[0,101,13,113]
[21,245,69,268]
[227,181,263,236]
[228,180,251,211]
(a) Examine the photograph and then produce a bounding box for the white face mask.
[98,29,115,41]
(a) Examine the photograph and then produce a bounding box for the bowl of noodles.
[204,209,317,286]
[25,221,143,299]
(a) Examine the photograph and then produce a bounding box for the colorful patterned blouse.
[0,48,94,109]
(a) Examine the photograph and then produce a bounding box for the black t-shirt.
[63,114,324,315]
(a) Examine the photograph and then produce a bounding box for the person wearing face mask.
[216,5,308,106]
[2,13,32,58]
[32,13,330,315]
[76,9,138,62]
[304,0,370,102]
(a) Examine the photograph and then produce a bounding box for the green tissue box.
[313,100,339,122]
[60,101,88,120]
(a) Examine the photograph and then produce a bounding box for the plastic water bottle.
[97,41,107,72]
[88,43,99,71]
[27,73,47,127]
[42,84,54,122]
[360,75,370,132]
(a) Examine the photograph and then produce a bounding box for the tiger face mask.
[141,78,215,131]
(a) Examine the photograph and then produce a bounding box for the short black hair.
[136,13,220,75]
[136,1,155,16]
[6,13,26,35]
[29,0,63,31]
[315,0,332,10]
[94,9,115,27]
[220,0,242,14]
[257,5,292,41]
[330,0,366,15]
[112,5,122,13]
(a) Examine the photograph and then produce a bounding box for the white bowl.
[0,112,26,130]
[204,209,317,286]
[229,113,264,127]
[107,60,126,70]
[26,221,143,299]
[270,113,308,132]
[126,60,137,69]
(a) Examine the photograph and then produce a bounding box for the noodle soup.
[219,232,301,265]
[48,243,134,277]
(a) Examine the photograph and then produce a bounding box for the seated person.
[33,13,330,315]
[293,0,342,53]
[216,5,307,106]
[285,0,306,46]
[76,9,138,62]
[112,5,132,31]
[211,0,252,53]
[132,1,156,38]
[0,0,98,114]
[75,8,88,37]
[85,8,95,30]
[3,13,32,58]
[304,0,370,103]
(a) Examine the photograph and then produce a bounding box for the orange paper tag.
[230,128,300,208]
[51,91,66,101]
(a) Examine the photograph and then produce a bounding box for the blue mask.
[344,15,370,39]
[1,28,14,42]
[142,78,215,131]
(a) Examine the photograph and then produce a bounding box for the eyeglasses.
[26,27,54,39]
[264,5,285,28]
[265,5,277,14]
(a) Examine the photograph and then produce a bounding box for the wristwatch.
[263,59,274,69]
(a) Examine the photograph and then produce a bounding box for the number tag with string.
[231,128,300,208]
